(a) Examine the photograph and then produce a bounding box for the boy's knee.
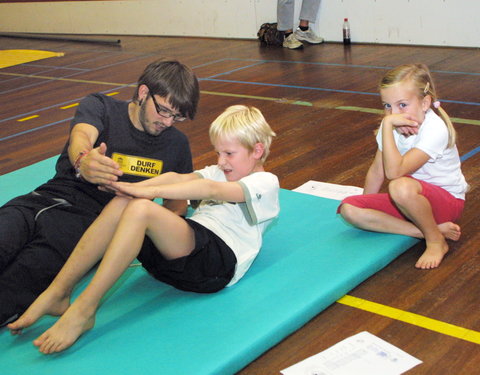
[110,196,131,209]
[125,199,158,218]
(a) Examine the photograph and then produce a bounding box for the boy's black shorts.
[137,218,237,293]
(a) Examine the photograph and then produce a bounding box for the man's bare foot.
[438,222,461,241]
[415,240,449,269]
[33,303,95,354]
[7,289,70,335]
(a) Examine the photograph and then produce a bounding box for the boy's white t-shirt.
[190,165,280,286]
[376,109,467,199]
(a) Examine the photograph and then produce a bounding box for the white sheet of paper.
[281,331,422,375]
[293,180,363,201]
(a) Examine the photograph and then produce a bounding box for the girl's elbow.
[384,170,403,180]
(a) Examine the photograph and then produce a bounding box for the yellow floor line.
[60,93,117,110]
[338,295,480,345]
[60,103,79,109]
[17,115,39,122]
[2,71,478,126]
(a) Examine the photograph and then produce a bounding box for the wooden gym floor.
[0,34,479,374]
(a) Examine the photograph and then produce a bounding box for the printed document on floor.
[293,180,363,201]
[281,331,422,375]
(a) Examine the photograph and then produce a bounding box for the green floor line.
[202,91,479,126]
[1,71,477,126]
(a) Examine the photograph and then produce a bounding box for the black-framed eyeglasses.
[148,90,186,122]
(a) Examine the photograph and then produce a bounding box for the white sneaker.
[294,27,323,44]
[283,33,303,49]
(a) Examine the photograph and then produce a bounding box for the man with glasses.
[0,59,199,327]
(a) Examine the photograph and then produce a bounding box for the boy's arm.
[128,172,197,216]
[128,171,195,187]
[112,177,246,203]
[363,150,385,194]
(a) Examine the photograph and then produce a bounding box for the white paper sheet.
[281,331,422,375]
[293,180,363,201]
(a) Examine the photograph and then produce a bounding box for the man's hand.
[79,143,123,185]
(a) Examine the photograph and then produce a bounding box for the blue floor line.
[461,146,480,161]
[220,58,480,77]
[0,118,72,142]
[208,61,266,79]
[201,78,480,106]
[201,77,380,96]
[0,85,133,124]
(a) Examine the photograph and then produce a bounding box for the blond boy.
[9,105,280,354]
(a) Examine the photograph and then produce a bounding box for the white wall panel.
[0,0,478,48]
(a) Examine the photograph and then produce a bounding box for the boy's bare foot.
[438,222,461,241]
[415,239,449,269]
[34,303,95,354]
[7,289,70,335]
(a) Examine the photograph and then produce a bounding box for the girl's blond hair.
[379,63,456,148]
[209,105,276,163]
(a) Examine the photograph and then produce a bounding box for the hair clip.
[433,100,441,109]
[424,82,430,94]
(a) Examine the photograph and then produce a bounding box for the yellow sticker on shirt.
[112,153,163,178]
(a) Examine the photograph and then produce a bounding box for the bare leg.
[8,197,130,335]
[437,222,461,241]
[340,179,460,269]
[32,199,195,354]
[340,203,424,238]
[389,178,451,269]
[340,204,460,241]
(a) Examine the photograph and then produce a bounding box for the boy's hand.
[109,181,159,200]
[80,143,123,185]
[383,114,420,136]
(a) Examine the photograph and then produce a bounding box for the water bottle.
[343,18,351,45]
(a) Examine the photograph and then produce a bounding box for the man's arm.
[68,123,123,185]
[68,123,98,165]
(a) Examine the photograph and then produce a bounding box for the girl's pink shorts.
[338,178,464,224]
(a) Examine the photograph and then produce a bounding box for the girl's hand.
[383,114,420,136]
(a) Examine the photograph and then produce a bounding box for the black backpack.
[257,22,284,46]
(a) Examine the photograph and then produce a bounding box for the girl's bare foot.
[438,222,461,241]
[34,303,95,354]
[7,289,70,335]
[415,239,449,269]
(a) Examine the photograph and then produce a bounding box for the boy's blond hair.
[379,63,456,148]
[209,105,276,163]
